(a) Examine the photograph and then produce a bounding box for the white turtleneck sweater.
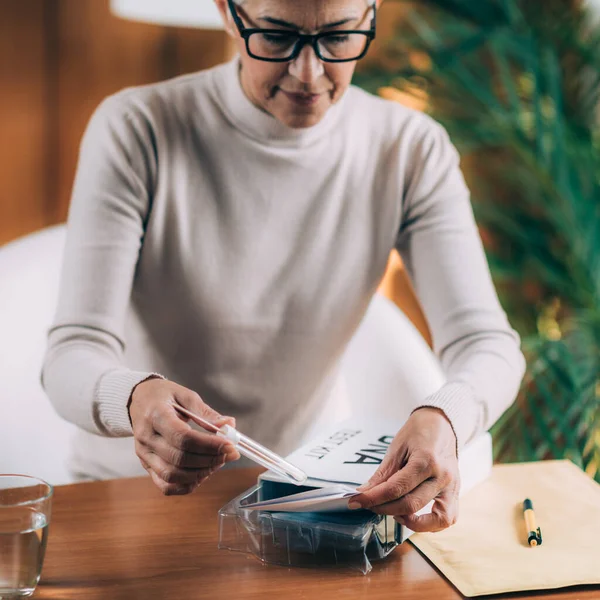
[42,57,525,480]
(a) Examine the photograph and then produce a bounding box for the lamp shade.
[110,0,224,29]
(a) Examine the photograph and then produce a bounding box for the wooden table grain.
[34,468,599,600]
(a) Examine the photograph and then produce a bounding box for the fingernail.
[224,449,240,462]
[348,501,362,510]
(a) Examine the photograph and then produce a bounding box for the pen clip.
[527,527,542,546]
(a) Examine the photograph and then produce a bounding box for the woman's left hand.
[348,407,460,532]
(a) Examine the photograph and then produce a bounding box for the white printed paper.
[262,418,400,487]
[245,419,493,513]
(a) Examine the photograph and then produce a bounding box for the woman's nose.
[288,43,325,84]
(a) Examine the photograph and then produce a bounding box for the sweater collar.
[213,56,347,147]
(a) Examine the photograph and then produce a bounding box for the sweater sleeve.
[396,117,526,450]
[42,95,160,437]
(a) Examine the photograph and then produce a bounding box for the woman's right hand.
[129,378,240,495]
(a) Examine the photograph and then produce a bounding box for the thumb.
[178,389,237,430]
[357,456,394,492]
[212,414,237,429]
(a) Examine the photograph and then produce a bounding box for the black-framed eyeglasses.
[226,0,377,63]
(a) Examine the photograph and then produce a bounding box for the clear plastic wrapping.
[218,482,402,574]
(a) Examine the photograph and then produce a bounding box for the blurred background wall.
[0,0,235,246]
[0,0,406,247]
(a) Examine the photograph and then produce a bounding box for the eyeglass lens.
[248,32,370,61]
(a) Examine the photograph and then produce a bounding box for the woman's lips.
[280,90,323,106]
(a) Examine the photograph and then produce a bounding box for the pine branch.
[357,0,600,476]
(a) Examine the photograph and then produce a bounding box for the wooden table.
[34,469,599,600]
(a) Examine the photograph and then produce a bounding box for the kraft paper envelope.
[410,460,600,597]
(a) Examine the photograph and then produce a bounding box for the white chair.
[342,293,445,418]
[0,225,77,485]
[298,293,446,445]
[0,225,449,486]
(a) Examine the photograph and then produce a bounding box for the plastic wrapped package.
[218,481,402,574]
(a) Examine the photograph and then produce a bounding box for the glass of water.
[0,476,52,599]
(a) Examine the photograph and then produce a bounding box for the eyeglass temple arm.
[227,0,246,33]
[370,2,377,33]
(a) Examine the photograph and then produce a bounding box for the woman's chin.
[271,104,329,129]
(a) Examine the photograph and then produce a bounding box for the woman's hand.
[129,378,240,495]
[349,408,460,532]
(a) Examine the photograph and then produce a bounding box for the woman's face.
[215,0,378,129]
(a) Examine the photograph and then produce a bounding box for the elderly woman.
[42,0,525,533]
